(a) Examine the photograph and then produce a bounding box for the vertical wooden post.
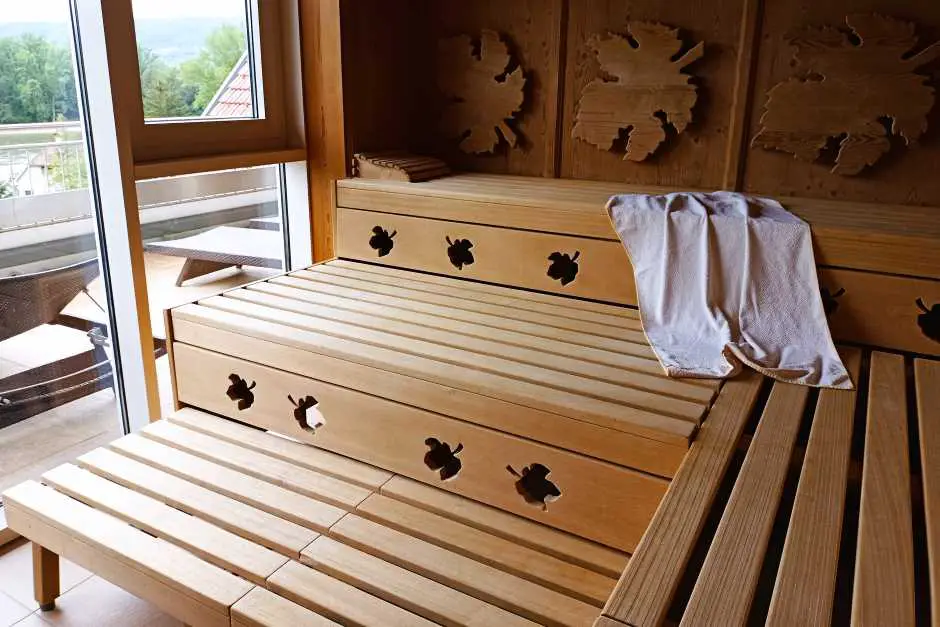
[32,543,60,611]
[299,0,346,263]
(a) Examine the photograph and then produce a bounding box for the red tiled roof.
[203,53,253,118]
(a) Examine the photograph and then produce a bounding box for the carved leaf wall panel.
[438,29,527,155]
[573,22,704,161]
[752,14,940,176]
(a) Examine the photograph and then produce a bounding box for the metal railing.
[0,139,88,198]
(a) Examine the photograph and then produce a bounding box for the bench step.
[4,411,625,626]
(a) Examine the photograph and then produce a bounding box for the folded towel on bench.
[607,191,852,389]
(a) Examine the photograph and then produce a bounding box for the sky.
[2,0,245,23]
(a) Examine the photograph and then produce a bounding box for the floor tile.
[0,541,91,611]
[10,614,48,626]
[0,591,31,627]
[36,577,181,627]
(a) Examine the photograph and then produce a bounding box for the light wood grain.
[276,271,655,358]
[852,352,915,627]
[916,358,940,627]
[327,259,638,318]
[140,420,372,510]
[76,446,317,557]
[167,407,393,490]
[171,343,668,551]
[356,493,616,606]
[336,207,637,304]
[818,267,940,357]
[268,559,437,627]
[32,542,59,611]
[303,536,538,627]
[231,586,339,627]
[380,475,629,578]
[173,304,698,445]
[109,433,346,533]
[219,288,713,403]
[604,371,763,627]
[41,463,287,586]
[134,148,307,181]
[336,174,940,280]
[245,279,667,379]
[766,348,862,626]
[680,381,809,626]
[4,481,252,627]
[328,516,600,626]
[171,317,688,477]
[311,261,642,329]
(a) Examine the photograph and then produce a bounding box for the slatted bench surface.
[172,258,717,449]
[600,349,940,627]
[3,408,630,627]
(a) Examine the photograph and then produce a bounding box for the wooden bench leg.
[175,258,235,286]
[32,543,60,611]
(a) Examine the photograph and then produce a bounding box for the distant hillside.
[0,18,241,65]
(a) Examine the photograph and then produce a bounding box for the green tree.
[0,181,13,199]
[180,24,246,113]
[138,45,197,118]
[48,148,89,191]
[0,35,78,124]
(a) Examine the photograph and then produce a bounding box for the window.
[0,0,121,493]
[131,0,262,122]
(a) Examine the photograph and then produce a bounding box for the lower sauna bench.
[4,409,628,627]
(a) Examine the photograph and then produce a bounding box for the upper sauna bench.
[335,173,940,358]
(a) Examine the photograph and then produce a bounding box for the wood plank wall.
[338,0,940,208]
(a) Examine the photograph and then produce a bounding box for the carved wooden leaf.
[438,30,526,155]
[573,23,704,161]
[753,14,940,175]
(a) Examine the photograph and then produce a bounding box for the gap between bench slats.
[602,371,763,627]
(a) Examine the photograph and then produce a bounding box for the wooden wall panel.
[559,0,749,189]
[743,0,940,206]
[408,0,565,178]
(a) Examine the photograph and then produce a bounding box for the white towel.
[607,192,852,389]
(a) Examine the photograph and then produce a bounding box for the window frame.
[101,0,302,169]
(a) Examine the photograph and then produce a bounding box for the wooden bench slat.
[380,475,629,578]
[266,274,661,363]
[356,493,616,606]
[291,269,648,343]
[221,288,714,404]
[268,559,437,627]
[602,371,763,627]
[198,295,706,422]
[916,359,940,627]
[247,279,685,384]
[328,258,639,319]
[172,318,688,476]
[313,262,642,329]
[41,463,288,586]
[852,352,915,626]
[2,481,252,625]
[232,586,340,627]
[77,447,317,557]
[302,536,539,627]
[141,421,372,509]
[110,433,346,532]
[174,304,697,445]
[167,407,393,490]
[328,514,600,627]
[680,381,810,626]
[766,349,863,626]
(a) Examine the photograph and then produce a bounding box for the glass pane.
[136,166,284,412]
[132,0,258,122]
[0,2,122,492]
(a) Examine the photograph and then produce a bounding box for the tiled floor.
[0,539,182,627]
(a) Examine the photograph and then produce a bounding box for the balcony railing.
[0,122,87,199]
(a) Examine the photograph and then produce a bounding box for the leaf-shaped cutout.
[573,23,704,161]
[438,30,526,154]
[752,14,940,175]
